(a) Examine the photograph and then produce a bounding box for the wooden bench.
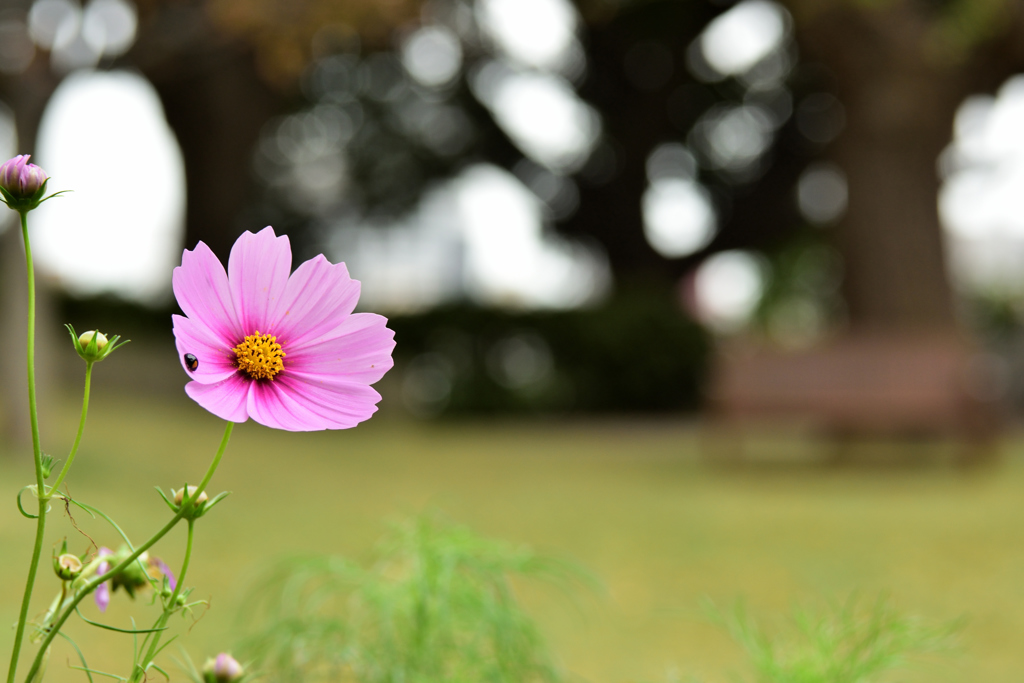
[705,332,1004,463]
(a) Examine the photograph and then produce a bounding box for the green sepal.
[0,178,64,213]
[40,453,59,479]
[155,487,178,513]
[201,491,232,516]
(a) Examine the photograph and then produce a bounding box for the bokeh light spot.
[32,70,185,303]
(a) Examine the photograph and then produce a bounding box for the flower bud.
[0,155,47,198]
[174,486,208,507]
[78,330,108,351]
[0,155,50,212]
[202,653,244,683]
[67,324,126,363]
[54,553,83,581]
[40,453,56,479]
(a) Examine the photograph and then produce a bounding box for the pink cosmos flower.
[172,227,394,431]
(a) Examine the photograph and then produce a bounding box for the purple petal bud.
[0,154,48,200]
[202,653,244,683]
[94,547,114,612]
[154,557,177,591]
[94,581,110,612]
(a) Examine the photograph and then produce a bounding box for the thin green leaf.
[56,631,95,683]
[75,607,168,635]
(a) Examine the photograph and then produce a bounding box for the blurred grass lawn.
[3,391,1024,682]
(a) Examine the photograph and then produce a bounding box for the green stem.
[7,211,47,683]
[19,211,44,496]
[7,502,46,683]
[21,421,234,683]
[48,361,93,495]
[133,520,195,681]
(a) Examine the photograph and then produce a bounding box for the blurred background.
[4,0,1024,680]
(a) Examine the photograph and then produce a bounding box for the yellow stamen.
[233,331,285,380]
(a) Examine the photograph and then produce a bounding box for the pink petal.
[286,313,395,385]
[94,582,110,612]
[154,558,177,591]
[280,375,383,428]
[228,227,291,334]
[172,242,242,343]
[247,375,382,431]
[245,380,328,431]
[184,375,251,423]
[172,315,239,385]
[265,254,361,348]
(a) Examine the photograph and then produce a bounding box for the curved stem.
[7,211,46,683]
[48,361,93,495]
[134,520,195,681]
[21,421,234,683]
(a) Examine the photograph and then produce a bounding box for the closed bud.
[0,155,50,212]
[174,486,208,507]
[78,330,108,351]
[202,653,244,683]
[0,155,47,197]
[54,553,83,581]
[67,325,127,363]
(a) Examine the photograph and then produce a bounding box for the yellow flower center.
[233,331,285,380]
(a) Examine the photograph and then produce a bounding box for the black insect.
[184,353,198,372]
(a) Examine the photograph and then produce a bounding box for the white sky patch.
[693,250,766,332]
[642,178,716,258]
[0,103,16,234]
[699,0,787,79]
[473,62,600,172]
[32,70,185,304]
[456,164,608,308]
[81,0,137,57]
[330,165,609,311]
[797,162,847,224]
[0,102,15,170]
[331,186,466,313]
[696,104,775,172]
[940,75,1024,294]
[476,0,579,72]
[28,0,79,50]
[400,25,462,88]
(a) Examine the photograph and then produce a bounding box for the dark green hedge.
[388,292,710,416]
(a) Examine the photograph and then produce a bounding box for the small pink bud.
[0,155,47,199]
[202,653,244,683]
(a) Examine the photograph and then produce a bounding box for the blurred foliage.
[388,288,710,417]
[961,291,1024,342]
[240,513,587,683]
[57,293,174,341]
[188,0,1022,87]
[750,234,846,349]
[708,596,959,683]
[52,288,710,414]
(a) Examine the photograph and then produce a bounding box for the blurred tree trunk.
[795,1,1024,332]
[131,4,286,261]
